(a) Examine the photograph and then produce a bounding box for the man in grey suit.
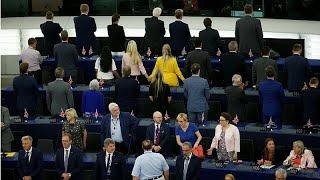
[252,46,278,87]
[183,63,210,125]
[1,106,14,151]
[235,4,264,57]
[54,30,79,83]
[46,67,74,116]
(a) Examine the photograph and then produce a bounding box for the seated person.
[283,140,317,168]
[257,138,282,166]
[81,79,106,115]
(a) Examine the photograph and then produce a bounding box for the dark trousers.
[28,70,42,85]
[188,111,208,125]
[115,142,128,154]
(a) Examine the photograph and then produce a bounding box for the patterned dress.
[62,120,86,150]
[217,130,235,161]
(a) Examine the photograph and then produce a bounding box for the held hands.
[216,48,221,57]
[153,145,161,152]
[207,148,213,156]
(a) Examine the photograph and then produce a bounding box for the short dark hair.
[28,38,37,45]
[261,46,271,56]
[309,77,319,85]
[191,63,200,74]
[175,9,183,19]
[244,4,253,14]
[55,67,65,78]
[292,43,302,51]
[220,112,232,121]
[46,11,53,19]
[265,66,275,78]
[112,13,120,23]
[60,30,68,41]
[62,132,73,141]
[20,62,29,74]
[194,38,202,48]
[142,140,153,150]
[122,65,131,77]
[203,18,212,27]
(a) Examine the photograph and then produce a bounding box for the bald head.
[153,111,163,124]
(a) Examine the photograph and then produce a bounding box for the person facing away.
[199,17,221,56]
[1,106,14,152]
[81,79,106,115]
[107,13,126,55]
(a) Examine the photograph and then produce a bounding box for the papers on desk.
[260,165,275,169]
[4,152,16,157]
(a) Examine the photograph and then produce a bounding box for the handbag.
[192,145,205,160]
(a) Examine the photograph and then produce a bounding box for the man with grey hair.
[96,138,128,180]
[17,135,43,180]
[100,102,139,154]
[81,79,106,115]
[275,168,287,180]
[176,141,201,180]
[144,7,165,57]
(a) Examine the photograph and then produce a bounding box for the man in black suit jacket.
[301,77,320,125]
[235,4,263,57]
[144,7,165,57]
[107,13,126,54]
[54,30,79,83]
[13,63,39,119]
[176,142,201,180]
[40,11,62,57]
[199,17,221,56]
[96,138,128,180]
[220,41,246,87]
[169,9,191,56]
[184,38,213,80]
[56,133,82,180]
[284,43,312,92]
[74,4,97,56]
[146,111,170,156]
[17,136,43,180]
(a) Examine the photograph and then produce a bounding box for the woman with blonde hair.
[149,44,185,87]
[122,40,149,81]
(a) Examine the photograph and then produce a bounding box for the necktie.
[25,152,29,164]
[155,125,160,146]
[64,150,69,172]
[183,156,190,180]
[106,154,111,175]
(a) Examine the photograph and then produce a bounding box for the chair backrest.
[82,170,96,180]
[168,100,186,119]
[11,131,26,152]
[169,135,180,156]
[238,139,255,161]
[245,102,260,123]
[36,139,54,153]
[41,169,58,180]
[208,101,221,120]
[86,132,101,152]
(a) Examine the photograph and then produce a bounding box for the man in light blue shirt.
[132,140,169,180]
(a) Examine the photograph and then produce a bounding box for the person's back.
[54,43,78,71]
[301,77,320,125]
[115,74,139,113]
[81,80,106,115]
[199,18,221,56]
[107,13,126,53]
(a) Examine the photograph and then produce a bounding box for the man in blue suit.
[17,136,43,180]
[259,66,285,129]
[284,43,312,92]
[56,133,82,180]
[183,63,210,125]
[74,4,97,56]
[96,138,128,180]
[100,103,139,154]
[169,9,191,56]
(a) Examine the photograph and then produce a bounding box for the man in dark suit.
[176,142,201,180]
[46,67,74,117]
[40,11,62,57]
[184,63,210,125]
[252,46,278,87]
[235,4,264,57]
[301,77,320,125]
[259,66,285,129]
[17,135,43,180]
[146,111,170,156]
[13,63,39,119]
[184,38,212,80]
[284,43,312,92]
[107,13,126,55]
[74,4,97,56]
[220,41,246,87]
[144,7,165,57]
[100,103,139,154]
[96,138,128,180]
[115,66,139,114]
[169,9,191,56]
[199,17,221,56]
[56,133,82,180]
[1,106,14,152]
[54,30,79,83]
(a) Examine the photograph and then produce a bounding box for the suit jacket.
[81,90,106,115]
[1,106,14,144]
[220,52,246,86]
[235,15,263,54]
[176,154,201,180]
[199,27,221,56]
[225,85,247,120]
[259,79,285,117]
[283,149,317,169]
[56,146,82,180]
[169,20,191,56]
[252,57,278,86]
[54,42,79,71]
[107,24,126,52]
[46,79,74,116]
[301,87,320,124]
[40,21,62,56]
[13,74,39,111]
[284,55,312,91]
[100,112,139,147]
[184,49,212,80]
[183,75,210,112]
[115,77,139,113]
[145,123,170,155]
[96,151,127,180]
[74,14,97,51]
[144,16,165,56]
[17,147,43,180]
